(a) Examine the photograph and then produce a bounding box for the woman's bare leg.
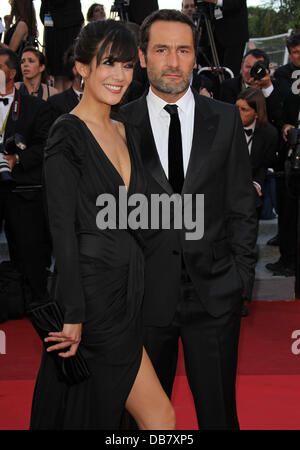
[125,347,176,430]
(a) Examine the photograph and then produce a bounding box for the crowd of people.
[0,0,299,431]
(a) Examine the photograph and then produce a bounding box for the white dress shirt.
[244,119,256,156]
[146,87,195,178]
[0,90,14,144]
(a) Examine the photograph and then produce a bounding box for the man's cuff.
[262,84,274,98]
[217,0,223,6]
[253,181,261,191]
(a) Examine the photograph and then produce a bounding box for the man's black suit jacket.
[214,0,249,47]
[250,123,278,205]
[120,90,257,326]
[219,74,283,128]
[4,90,52,187]
[274,62,299,98]
[47,87,79,123]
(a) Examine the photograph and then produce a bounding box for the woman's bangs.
[96,29,138,65]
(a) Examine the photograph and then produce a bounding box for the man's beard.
[147,67,192,95]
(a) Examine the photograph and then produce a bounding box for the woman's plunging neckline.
[69,113,132,193]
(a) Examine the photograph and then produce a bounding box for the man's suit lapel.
[182,91,220,193]
[127,94,173,195]
[67,87,79,110]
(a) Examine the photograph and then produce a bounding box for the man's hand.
[44,323,82,358]
[3,154,17,170]
[253,182,262,197]
[282,124,295,142]
[249,70,272,90]
[199,87,211,97]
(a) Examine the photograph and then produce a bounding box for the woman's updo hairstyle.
[74,19,138,68]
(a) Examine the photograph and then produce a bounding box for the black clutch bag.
[28,300,90,386]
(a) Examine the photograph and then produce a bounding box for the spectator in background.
[182,0,195,19]
[274,32,300,98]
[86,4,106,22]
[0,0,38,55]
[0,48,52,310]
[220,49,283,128]
[236,88,278,210]
[47,45,83,122]
[40,0,84,92]
[15,46,58,100]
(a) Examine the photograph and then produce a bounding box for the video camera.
[110,0,130,21]
[287,128,300,171]
[0,134,26,184]
[194,0,215,18]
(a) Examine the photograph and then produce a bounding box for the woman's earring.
[80,76,84,89]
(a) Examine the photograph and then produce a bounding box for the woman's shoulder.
[42,84,58,100]
[15,20,28,34]
[46,114,86,165]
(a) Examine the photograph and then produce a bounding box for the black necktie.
[164,104,184,193]
[244,128,253,137]
[0,98,9,105]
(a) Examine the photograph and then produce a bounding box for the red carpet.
[1,301,300,430]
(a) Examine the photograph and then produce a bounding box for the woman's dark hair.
[237,88,268,129]
[139,9,199,55]
[21,46,48,83]
[87,3,105,22]
[63,45,76,81]
[11,0,38,38]
[74,19,138,67]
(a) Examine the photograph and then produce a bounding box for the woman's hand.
[44,323,82,358]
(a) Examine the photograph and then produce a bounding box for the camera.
[0,134,26,184]
[250,61,268,81]
[287,128,300,171]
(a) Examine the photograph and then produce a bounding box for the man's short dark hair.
[243,49,270,69]
[139,9,199,55]
[286,32,300,53]
[0,48,19,73]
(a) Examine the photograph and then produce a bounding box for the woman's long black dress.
[30,114,146,429]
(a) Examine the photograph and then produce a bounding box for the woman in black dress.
[30,19,175,430]
[1,0,38,55]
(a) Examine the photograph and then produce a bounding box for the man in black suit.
[265,92,299,276]
[121,10,257,429]
[274,32,300,98]
[202,0,249,76]
[219,49,283,128]
[0,48,52,307]
[47,46,82,122]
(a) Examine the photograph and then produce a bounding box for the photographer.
[200,0,248,76]
[266,92,300,276]
[274,32,300,98]
[219,49,283,128]
[40,0,84,91]
[0,48,52,309]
